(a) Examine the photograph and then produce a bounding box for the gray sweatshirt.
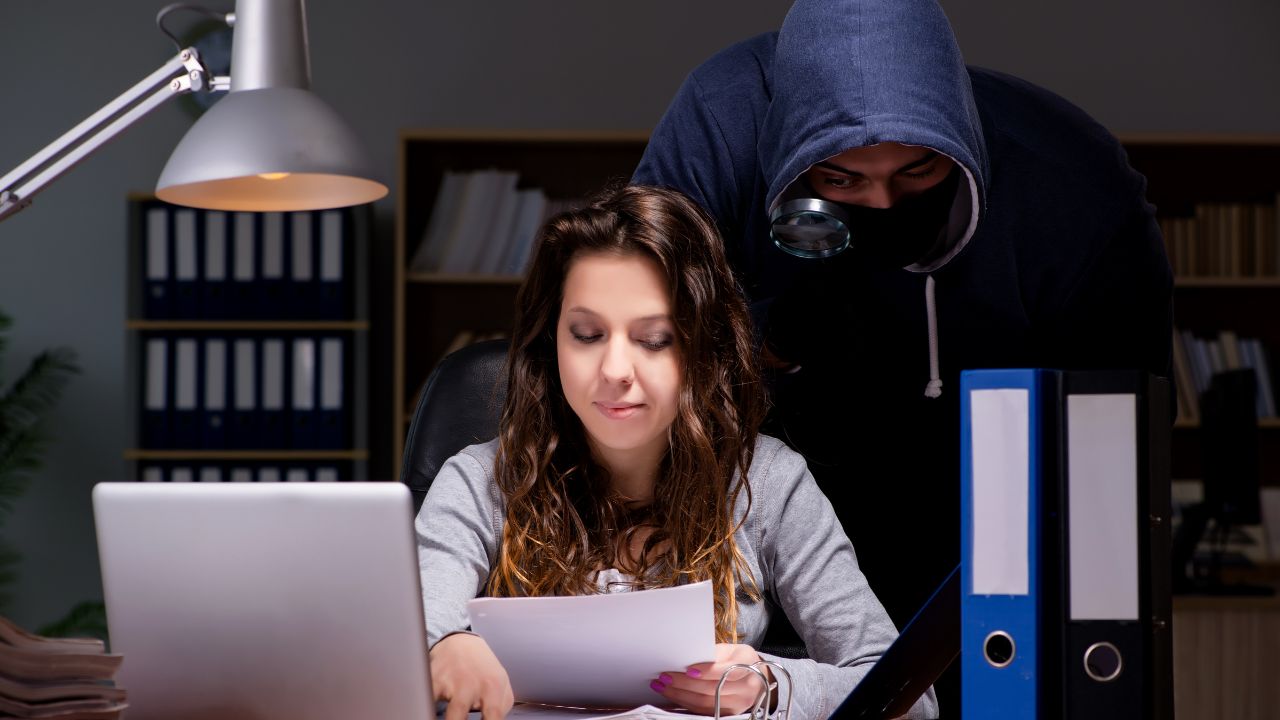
[415,434,939,720]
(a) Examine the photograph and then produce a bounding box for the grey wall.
[0,0,1277,632]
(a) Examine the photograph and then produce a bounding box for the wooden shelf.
[125,449,369,461]
[1175,417,1280,429]
[1175,277,1280,288]
[406,273,524,285]
[127,320,369,331]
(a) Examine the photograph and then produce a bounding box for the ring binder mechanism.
[713,660,792,720]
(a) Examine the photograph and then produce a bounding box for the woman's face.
[556,251,681,463]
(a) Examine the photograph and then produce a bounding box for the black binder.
[1048,371,1172,720]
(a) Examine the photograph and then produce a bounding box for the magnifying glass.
[769,197,852,258]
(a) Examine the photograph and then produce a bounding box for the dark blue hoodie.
[635,0,1172,629]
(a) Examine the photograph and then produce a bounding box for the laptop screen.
[93,482,433,720]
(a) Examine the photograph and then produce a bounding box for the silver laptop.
[93,482,432,720]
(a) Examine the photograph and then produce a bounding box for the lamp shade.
[155,86,387,211]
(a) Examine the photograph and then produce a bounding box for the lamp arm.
[0,48,215,223]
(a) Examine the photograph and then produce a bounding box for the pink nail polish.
[650,680,665,693]
[688,668,702,678]
[659,673,674,685]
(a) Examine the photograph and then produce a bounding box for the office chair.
[399,337,808,659]
[400,338,509,514]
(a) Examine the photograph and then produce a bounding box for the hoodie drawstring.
[924,275,943,398]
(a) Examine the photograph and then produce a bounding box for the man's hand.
[651,643,772,714]
[430,633,514,720]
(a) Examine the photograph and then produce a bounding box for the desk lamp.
[0,0,387,222]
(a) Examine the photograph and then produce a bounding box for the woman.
[415,184,937,720]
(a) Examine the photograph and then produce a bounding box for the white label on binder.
[230,467,253,483]
[141,467,163,483]
[174,210,198,280]
[321,338,342,410]
[291,212,313,280]
[199,467,221,483]
[263,339,285,411]
[205,211,227,280]
[145,339,167,410]
[1068,393,1139,621]
[314,467,338,482]
[262,212,284,278]
[233,213,255,281]
[205,339,226,411]
[175,339,198,410]
[320,211,343,281]
[286,468,309,483]
[234,340,255,410]
[146,208,168,280]
[258,467,282,483]
[293,339,316,411]
[970,388,1030,596]
[170,467,194,483]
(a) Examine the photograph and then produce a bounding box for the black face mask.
[840,166,962,268]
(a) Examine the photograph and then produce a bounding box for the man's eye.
[821,175,854,189]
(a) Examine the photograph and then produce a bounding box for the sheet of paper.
[467,581,715,708]
[488,702,748,720]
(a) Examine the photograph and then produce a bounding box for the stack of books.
[0,617,125,720]
[409,168,583,276]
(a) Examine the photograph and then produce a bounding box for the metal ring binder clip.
[712,660,793,720]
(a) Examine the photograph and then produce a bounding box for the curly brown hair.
[487,184,767,642]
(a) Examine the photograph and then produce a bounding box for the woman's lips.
[595,402,644,420]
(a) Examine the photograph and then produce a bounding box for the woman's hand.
[430,632,514,720]
[651,643,772,714]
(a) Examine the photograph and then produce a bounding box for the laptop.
[830,564,961,719]
[93,482,433,720]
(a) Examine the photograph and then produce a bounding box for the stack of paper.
[0,617,126,720]
[468,581,716,710]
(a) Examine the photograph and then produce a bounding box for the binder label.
[1067,393,1140,621]
[970,388,1030,596]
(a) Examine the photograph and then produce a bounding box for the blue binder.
[316,210,351,319]
[142,205,173,319]
[201,337,229,449]
[317,337,347,448]
[140,336,171,448]
[289,337,319,448]
[260,337,289,448]
[259,212,287,317]
[288,211,318,319]
[229,338,260,448]
[230,213,257,319]
[172,209,201,318]
[960,369,1057,719]
[202,211,231,320]
[171,337,202,449]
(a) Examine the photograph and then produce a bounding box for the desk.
[1173,593,1280,720]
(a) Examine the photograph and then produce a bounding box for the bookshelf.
[393,130,649,478]
[1120,135,1280,485]
[125,196,372,483]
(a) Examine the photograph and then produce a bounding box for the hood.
[761,0,989,272]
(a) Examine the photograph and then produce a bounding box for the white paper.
[970,388,1030,595]
[488,702,748,720]
[467,581,715,708]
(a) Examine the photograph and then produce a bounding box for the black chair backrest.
[400,339,509,514]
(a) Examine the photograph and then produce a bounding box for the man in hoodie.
[633,0,1172,646]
